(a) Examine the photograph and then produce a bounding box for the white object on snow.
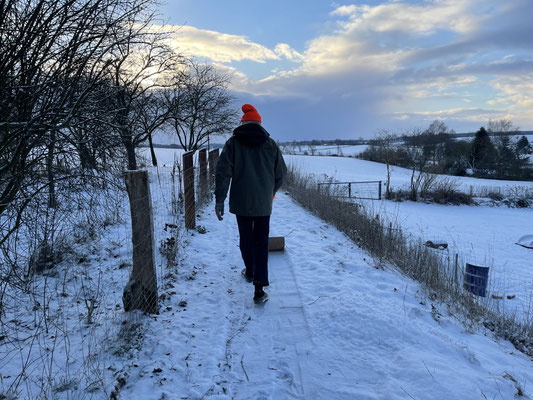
[517,234,533,249]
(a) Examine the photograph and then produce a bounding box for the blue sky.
[158,0,533,141]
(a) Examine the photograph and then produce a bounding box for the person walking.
[215,104,287,303]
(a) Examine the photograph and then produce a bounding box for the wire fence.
[467,184,533,199]
[0,146,220,399]
[133,148,220,314]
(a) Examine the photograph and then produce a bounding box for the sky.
[157,0,533,141]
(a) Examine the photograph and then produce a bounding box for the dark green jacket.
[215,122,287,216]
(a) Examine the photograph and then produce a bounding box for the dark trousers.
[236,215,270,286]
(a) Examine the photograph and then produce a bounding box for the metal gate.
[317,180,382,200]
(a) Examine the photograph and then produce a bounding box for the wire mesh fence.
[468,184,533,199]
[0,169,136,399]
[129,147,220,314]
[0,145,219,398]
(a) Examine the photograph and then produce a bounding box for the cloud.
[490,75,533,109]
[274,44,304,62]
[330,1,483,36]
[391,107,513,130]
[168,25,278,63]
[249,1,532,136]
[154,25,304,65]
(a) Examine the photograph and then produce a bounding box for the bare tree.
[401,129,431,201]
[374,130,397,199]
[104,21,180,170]
[0,0,161,243]
[424,120,455,167]
[64,76,124,171]
[137,88,171,166]
[164,60,238,152]
[487,118,519,178]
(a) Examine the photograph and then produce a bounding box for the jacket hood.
[233,122,270,145]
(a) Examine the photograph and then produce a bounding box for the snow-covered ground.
[143,148,533,319]
[118,191,533,399]
[5,146,531,399]
[141,144,370,166]
[0,188,133,399]
[140,147,187,167]
[286,154,533,196]
[281,144,369,157]
[0,167,181,399]
[286,154,533,321]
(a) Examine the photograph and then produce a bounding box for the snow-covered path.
[119,192,533,400]
[225,253,313,398]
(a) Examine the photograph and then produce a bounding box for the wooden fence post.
[123,170,158,314]
[183,151,196,229]
[199,149,208,200]
[208,149,219,188]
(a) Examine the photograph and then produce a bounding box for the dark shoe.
[253,289,269,304]
[241,268,253,283]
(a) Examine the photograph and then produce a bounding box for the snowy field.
[286,154,533,320]
[281,144,369,157]
[286,154,533,196]
[141,143,369,166]
[142,143,369,164]
[118,190,533,399]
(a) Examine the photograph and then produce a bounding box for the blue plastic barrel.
[463,263,489,297]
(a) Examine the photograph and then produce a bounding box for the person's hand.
[215,202,224,221]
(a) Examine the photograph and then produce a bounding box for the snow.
[3,147,532,399]
[0,201,133,399]
[518,235,533,249]
[281,144,369,157]
[286,154,533,196]
[365,200,533,317]
[285,154,533,320]
[119,191,533,399]
[0,169,180,399]
[139,147,187,167]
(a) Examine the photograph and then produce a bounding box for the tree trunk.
[78,140,97,170]
[126,143,137,170]
[47,130,56,209]
[385,163,391,199]
[410,167,417,201]
[122,130,137,170]
[123,170,158,314]
[148,132,158,166]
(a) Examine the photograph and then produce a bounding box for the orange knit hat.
[240,104,261,123]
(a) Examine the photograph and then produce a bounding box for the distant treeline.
[279,130,533,147]
[359,120,532,182]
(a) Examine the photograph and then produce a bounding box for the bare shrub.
[419,173,438,198]
[426,177,473,205]
[487,191,504,201]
